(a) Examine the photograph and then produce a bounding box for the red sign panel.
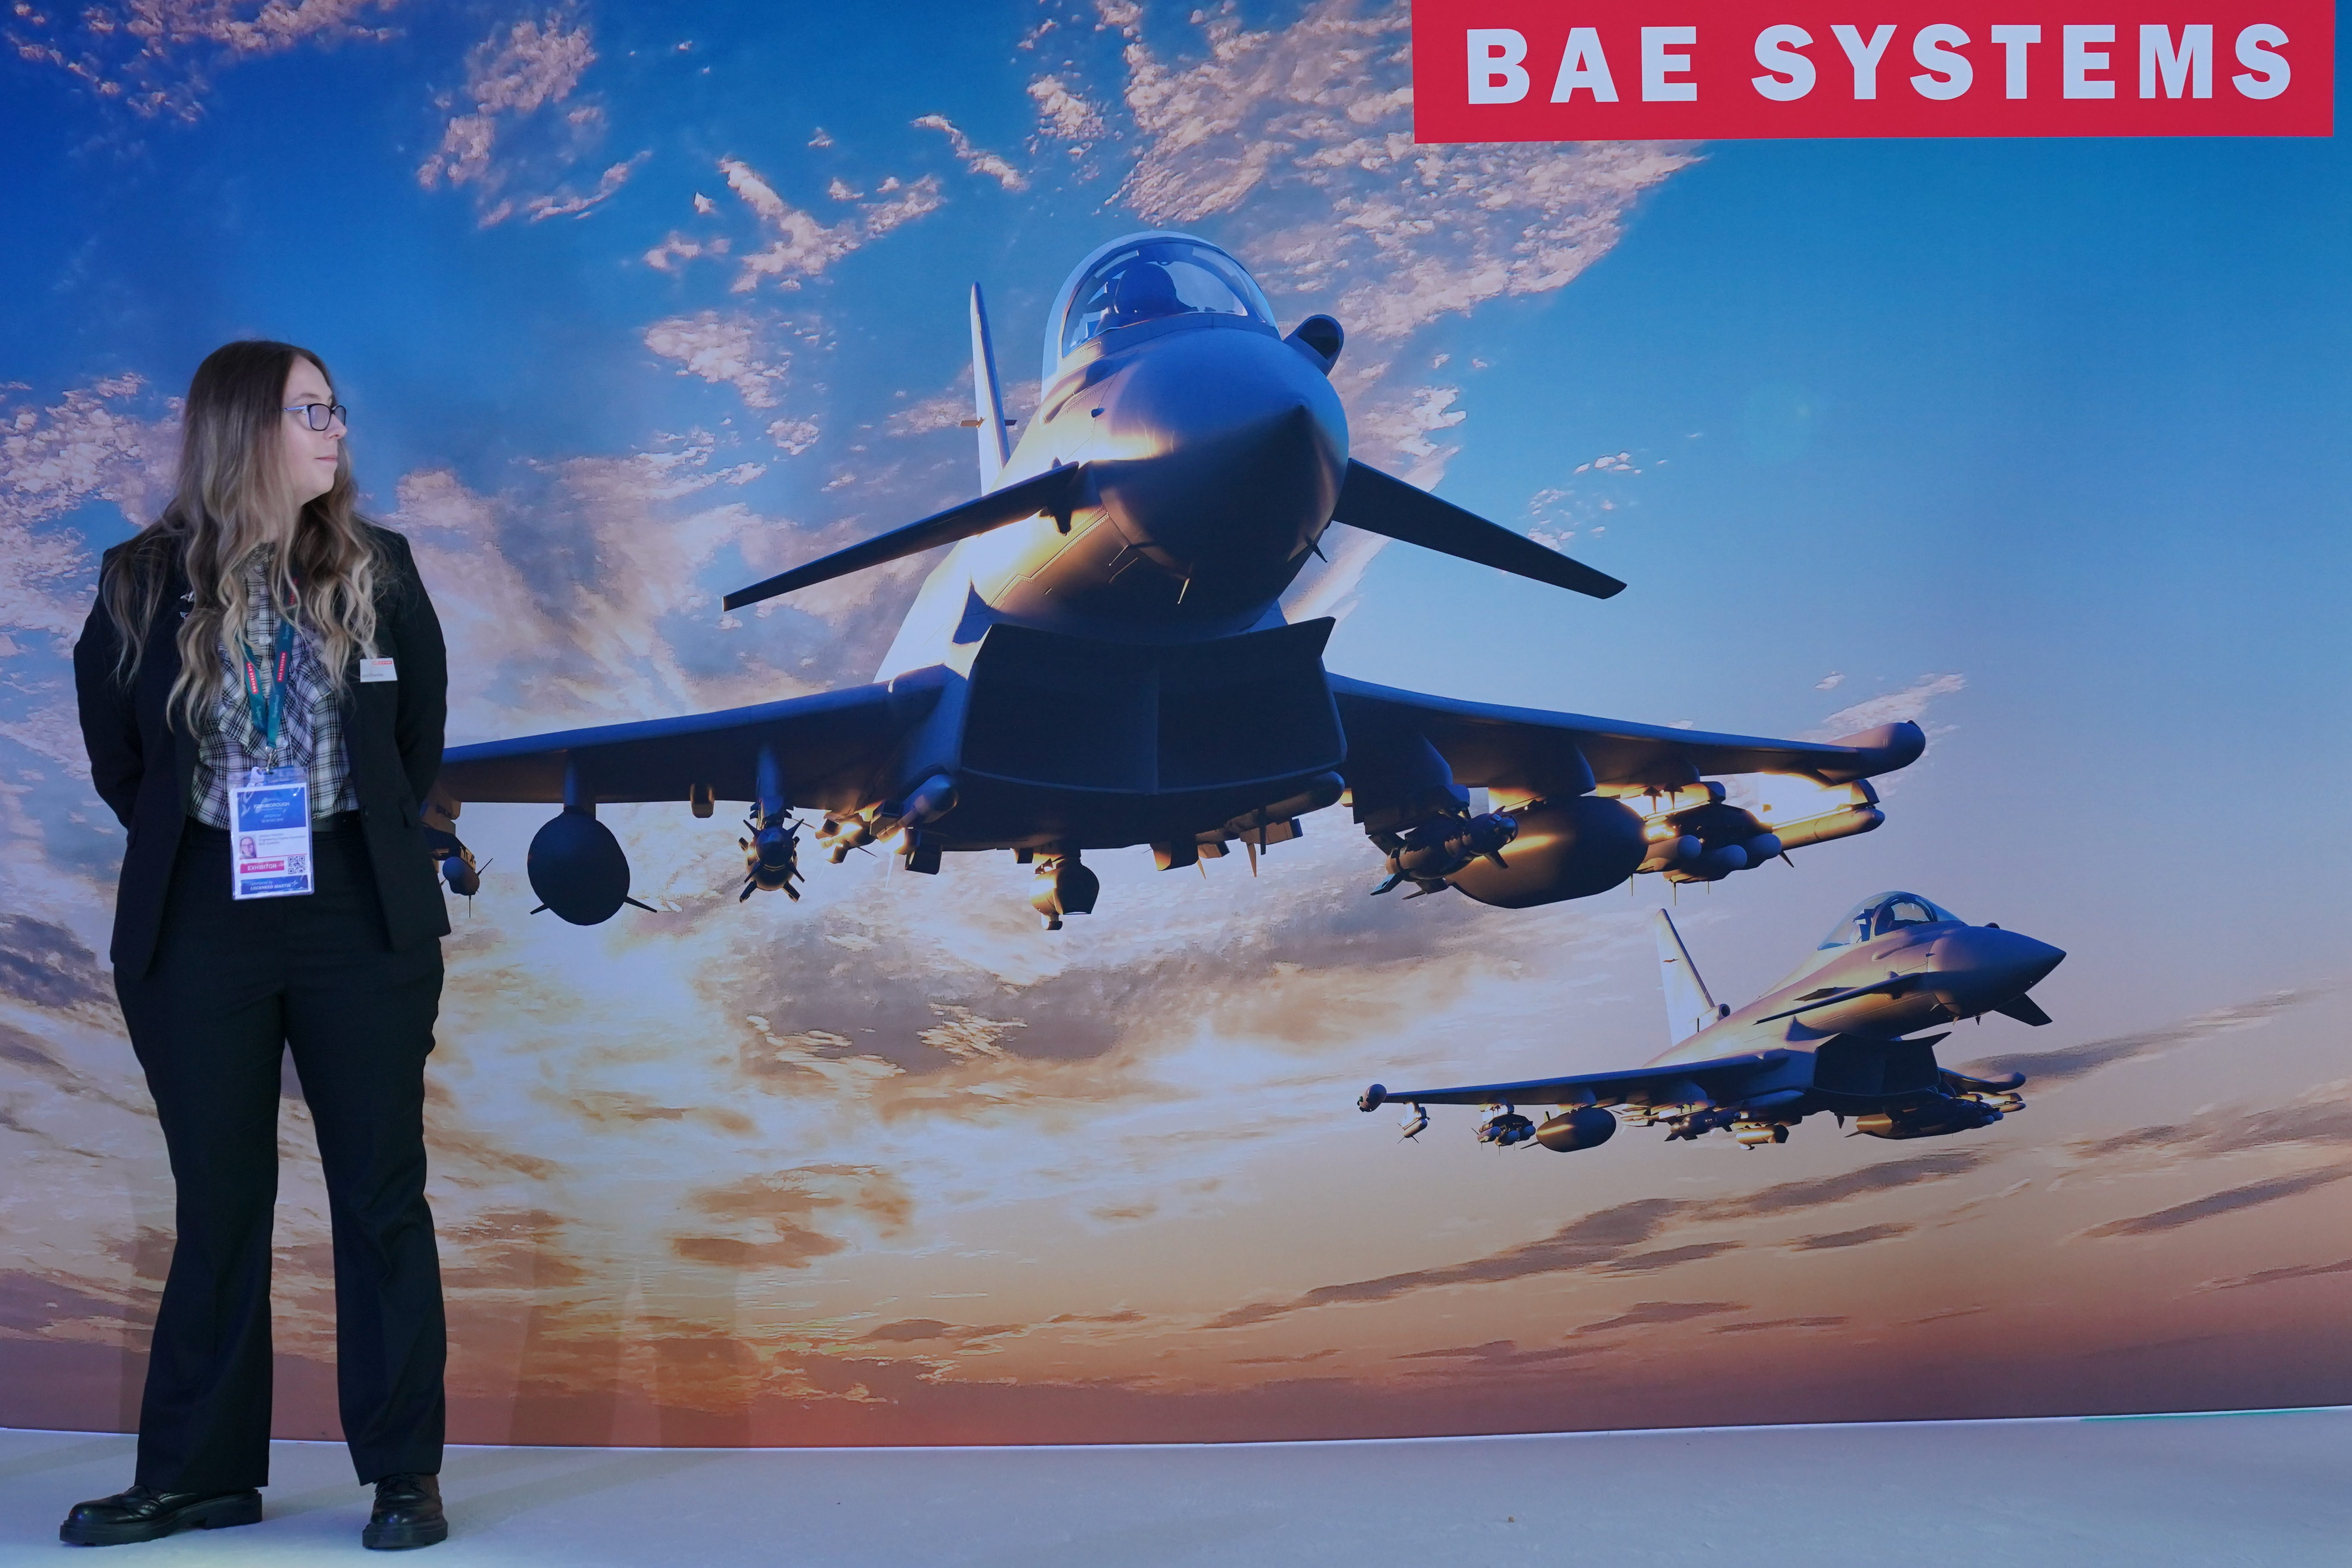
[1410,1,2332,138]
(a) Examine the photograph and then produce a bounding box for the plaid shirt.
[189,563,357,828]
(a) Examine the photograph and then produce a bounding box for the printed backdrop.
[2,0,2348,1446]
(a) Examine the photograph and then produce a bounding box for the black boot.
[59,1483,263,1546]
[363,1471,447,1551]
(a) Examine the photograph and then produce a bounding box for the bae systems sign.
[1410,0,2332,137]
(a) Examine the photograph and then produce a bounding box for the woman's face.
[278,357,344,509]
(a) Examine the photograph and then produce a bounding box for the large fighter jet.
[430,233,1923,929]
[1357,892,2063,1151]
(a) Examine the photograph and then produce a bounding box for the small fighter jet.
[1358,892,2062,1152]
[431,232,1921,930]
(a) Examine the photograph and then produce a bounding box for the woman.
[64,341,454,1552]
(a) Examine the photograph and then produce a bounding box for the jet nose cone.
[1088,328,1348,596]
[1932,925,2065,1008]
[2008,932,2066,988]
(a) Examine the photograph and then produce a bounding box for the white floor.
[4,1408,2346,1566]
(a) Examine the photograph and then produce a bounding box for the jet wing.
[1329,675,1923,799]
[1360,1049,1790,1111]
[433,674,943,816]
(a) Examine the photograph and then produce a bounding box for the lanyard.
[241,617,298,763]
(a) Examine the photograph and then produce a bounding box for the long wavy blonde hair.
[102,340,382,733]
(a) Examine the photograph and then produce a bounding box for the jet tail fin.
[970,283,1011,491]
[1655,909,1720,1046]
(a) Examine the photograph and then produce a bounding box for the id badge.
[230,766,314,900]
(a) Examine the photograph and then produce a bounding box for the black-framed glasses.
[283,402,348,432]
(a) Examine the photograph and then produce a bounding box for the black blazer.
[72,523,452,976]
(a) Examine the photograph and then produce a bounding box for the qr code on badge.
[286,854,307,874]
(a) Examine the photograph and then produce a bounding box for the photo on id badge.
[231,766,313,900]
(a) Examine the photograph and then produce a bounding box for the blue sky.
[4,0,2349,1445]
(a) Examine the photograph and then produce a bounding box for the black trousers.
[115,823,446,1492]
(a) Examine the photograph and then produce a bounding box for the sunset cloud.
[1958,989,2314,1090]
[2083,1168,2352,1238]
[1208,1149,1992,1328]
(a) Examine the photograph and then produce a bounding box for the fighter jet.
[1357,892,2062,1151]
[429,232,1923,929]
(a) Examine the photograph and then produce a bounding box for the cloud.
[646,233,731,272]
[863,1318,1021,1344]
[0,376,175,649]
[1027,74,1111,160]
[2083,1167,2352,1238]
[766,418,822,456]
[389,442,848,737]
[669,1165,912,1271]
[1354,386,1466,485]
[1788,1222,1911,1251]
[1210,1148,1989,1328]
[716,160,946,292]
[2069,1083,2352,1163]
[5,0,397,120]
[417,12,614,228]
[642,313,792,410]
[2201,1257,2352,1292]
[865,1318,960,1341]
[0,916,109,1012]
[1596,1241,1744,1273]
[1957,990,2312,1090]
[886,388,973,440]
[913,114,1030,192]
[1808,673,1966,742]
[1700,1149,1990,1220]
[1575,1300,1742,1333]
[0,375,179,779]
[1394,1339,1608,1367]
[1099,1,1693,342]
[1205,1197,1676,1327]
[919,1005,1026,1063]
[525,152,648,222]
[1713,1315,1849,1334]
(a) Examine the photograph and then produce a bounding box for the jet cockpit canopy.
[1045,232,1276,385]
[1818,890,1961,950]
